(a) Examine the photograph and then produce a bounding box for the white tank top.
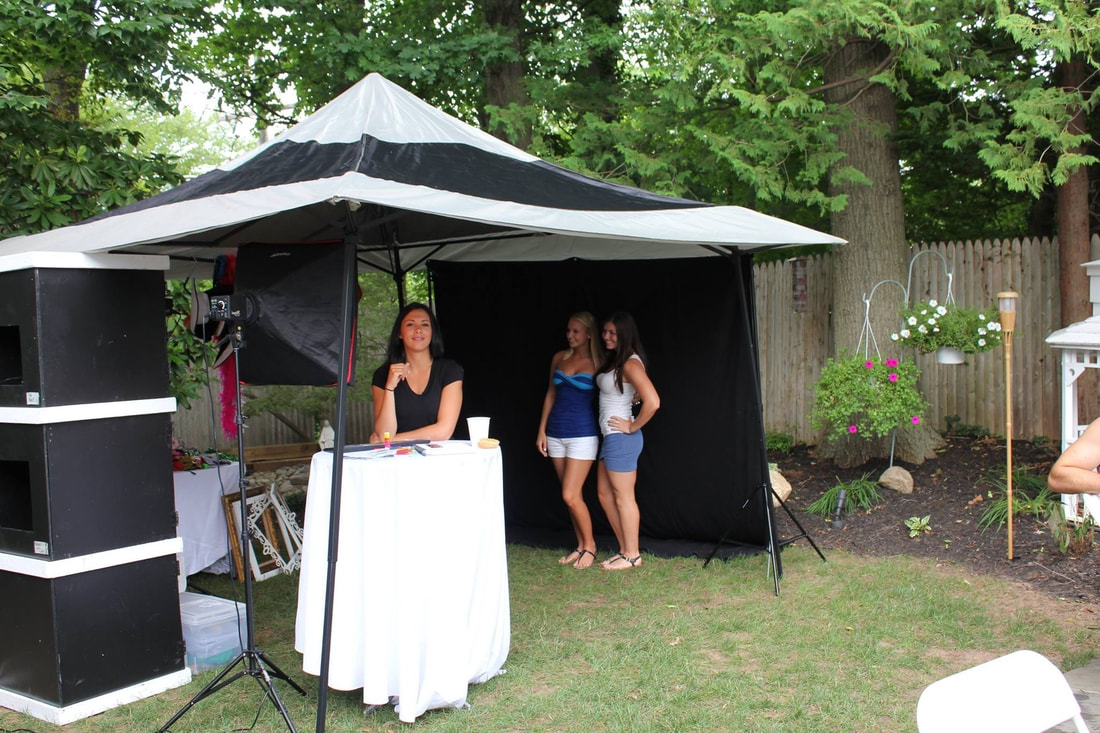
[596,354,642,436]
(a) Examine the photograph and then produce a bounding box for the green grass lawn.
[2,545,1097,732]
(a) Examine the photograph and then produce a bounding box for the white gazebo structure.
[1045,259,1100,522]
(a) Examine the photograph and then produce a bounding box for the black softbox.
[233,242,352,386]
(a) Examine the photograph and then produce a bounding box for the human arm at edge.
[623,358,660,433]
[536,352,564,456]
[1049,417,1100,494]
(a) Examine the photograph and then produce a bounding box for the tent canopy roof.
[0,74,843,278]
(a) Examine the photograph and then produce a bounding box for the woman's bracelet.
[385,387,395,392]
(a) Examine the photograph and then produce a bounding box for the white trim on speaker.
[0,251,169,273]
[0,668,191,725]
[0,537,182,578]
[0,396,177,423]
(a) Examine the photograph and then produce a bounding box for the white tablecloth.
[173,462,241,576]
[294,443,510,723]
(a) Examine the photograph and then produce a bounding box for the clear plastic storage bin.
[179,591,246,673]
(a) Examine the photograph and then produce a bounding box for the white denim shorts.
[547,435,599,460]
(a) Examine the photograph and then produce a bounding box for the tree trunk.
[577,0,622,124]
[43,67,83,122]
[824,40,907,352]
[483,0,530,149]
[1057,58,1096,422]
[42,0,93,122]
[822,38,940,466]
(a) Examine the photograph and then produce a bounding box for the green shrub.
[978,466,1058,531]
[810,353,928,441]
[944,414,990,439]
[1047,511,1095,556]
[766,431,795,453]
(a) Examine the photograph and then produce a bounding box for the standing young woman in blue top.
[596,311,660,570]
[536,312,604,569]
[370,302,463,442]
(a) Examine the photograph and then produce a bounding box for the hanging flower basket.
[810,353,929,441]
[891,300,1003,355]
[936,346,965,364]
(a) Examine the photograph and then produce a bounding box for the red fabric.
[219,354,238,441]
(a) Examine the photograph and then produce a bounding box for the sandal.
[603,554,642,571]
[600,552,625,569]
[573,549,596,569]
[559,548,582,565]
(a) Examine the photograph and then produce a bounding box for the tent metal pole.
[395,269,406,306]
[701,253,821,593]
[735,253,825,590]
[737,253,786,589]
[315,231,360,732]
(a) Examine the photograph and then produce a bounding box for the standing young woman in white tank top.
[595,312,660,570]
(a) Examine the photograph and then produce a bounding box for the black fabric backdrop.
[429,257,774,558]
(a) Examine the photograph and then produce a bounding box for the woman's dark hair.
[385,302,445,362]
[599,311,647,392]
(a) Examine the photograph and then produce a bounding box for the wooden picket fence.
[171,387,375,453]
[173,235,1087,450]
[758,236,1078,444]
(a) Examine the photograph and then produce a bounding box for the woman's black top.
[371,358,463,433]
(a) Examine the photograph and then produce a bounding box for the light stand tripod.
[159,326,307,732]
[700,250,825,592]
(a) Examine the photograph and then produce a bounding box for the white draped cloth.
[295,444,510,723]
[172,462,240,576]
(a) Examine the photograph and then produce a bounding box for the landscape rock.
[879,465,914,494]
[770,469,793,507]
[247,463,311,499]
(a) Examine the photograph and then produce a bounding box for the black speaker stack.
[0,253,190,724]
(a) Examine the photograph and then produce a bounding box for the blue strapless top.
[547,371,598,438]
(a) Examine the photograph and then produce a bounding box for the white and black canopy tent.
[0,73,840,273]
[0,73,842,729]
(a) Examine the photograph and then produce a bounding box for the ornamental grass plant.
[891,299,1003,354]
[810,352,928,441]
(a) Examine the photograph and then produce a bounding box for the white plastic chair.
[916,649,1090,732]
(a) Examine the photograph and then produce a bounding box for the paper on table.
[344,448,400,460]
[416,441,481,455]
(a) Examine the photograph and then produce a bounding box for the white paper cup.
[467,416,490,443]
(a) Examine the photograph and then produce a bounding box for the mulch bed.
[771,435,1100,603]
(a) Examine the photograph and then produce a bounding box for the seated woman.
[369,302,463,442]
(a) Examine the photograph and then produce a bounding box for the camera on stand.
[208,294,257,324]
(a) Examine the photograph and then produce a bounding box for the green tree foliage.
[191,0,516,129]
[176,0,1100,244]
[165,279,217,410]
[86,95,257,179]
[600,0,1099,235]
[0,0,213,236]
[0,63,185,235]
[190,1,631,152]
